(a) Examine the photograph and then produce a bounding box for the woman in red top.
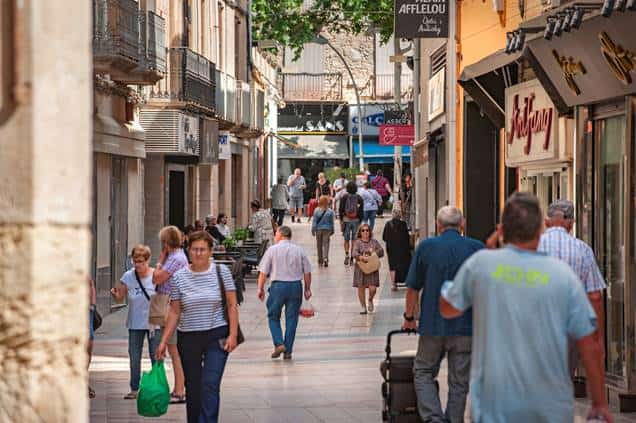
[370,170,391,217]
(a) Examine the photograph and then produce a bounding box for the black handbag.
[92,308,103,331]
[216,265,245,345]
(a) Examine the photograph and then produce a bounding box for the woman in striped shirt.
[156,231,239,423]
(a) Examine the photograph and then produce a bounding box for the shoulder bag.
[134,271,151,301]
[216,265,245,345]
[357,251,381,274]
[148,270,170,326]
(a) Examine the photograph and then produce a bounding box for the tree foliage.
[251,0,394,59]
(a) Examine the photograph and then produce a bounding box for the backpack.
[344,194,360,219]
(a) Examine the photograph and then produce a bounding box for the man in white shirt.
[257,226,312,360]
[332,173,348,216]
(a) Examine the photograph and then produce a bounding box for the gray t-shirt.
[287,174,306,198]
[120,269,157,330]
[441,246,597,423]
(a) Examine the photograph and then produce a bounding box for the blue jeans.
[128,328,162,391]
[178,326,229,423]
[363,210,377,230]
[413,335,472,423]
[266,281,303,353]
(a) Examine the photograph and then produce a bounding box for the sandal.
[391,285,398,291]
[170,392,186,404]
[123,391,138,400]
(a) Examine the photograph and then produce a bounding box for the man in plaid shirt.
[538,200,606,377]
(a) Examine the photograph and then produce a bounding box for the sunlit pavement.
[89,218,636,422]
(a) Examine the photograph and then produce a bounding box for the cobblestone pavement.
[90,218,636,422]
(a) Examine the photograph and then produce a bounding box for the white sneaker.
[367,302,374,313]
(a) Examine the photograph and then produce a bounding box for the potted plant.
[232,227,248,246]
[222,237,237,250]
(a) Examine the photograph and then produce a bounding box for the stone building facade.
[0,0,92,421]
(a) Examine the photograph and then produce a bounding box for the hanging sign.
[218,131,231,160]
[379,124,415,146]
[394,0,449,39]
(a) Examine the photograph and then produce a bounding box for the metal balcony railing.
[237,80,251,127]
[93,0,140,69]
[374,73,414,100]
[167,47,216,113]
[253,89,265,131]
[138,10,166,75]
[281,73,343,101]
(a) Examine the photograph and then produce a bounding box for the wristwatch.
[403,313,415,322]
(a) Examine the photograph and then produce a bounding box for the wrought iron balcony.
[133,10,166,83]
[236,80,251,127]
[159,47,216,114]
[93,0,140,74]
[374,73,414,101]
[93,0,167,85]
[280,73,343,101]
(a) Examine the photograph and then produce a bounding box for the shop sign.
[527,12,636,109]
[395,0,449,38]
[379,124,415,146]
[505,80,557,167]
[428,68,445,121]
[349,103,406,136]
[384,109,412,125]
[177,114,199,155]
[278,103,347,134]
[218,131,231,160]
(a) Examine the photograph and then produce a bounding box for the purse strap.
[134,271,151,301]
[315,209,327,226]
[216,264,230,322]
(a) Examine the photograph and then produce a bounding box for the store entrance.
[519,167,570,213]
[594,115,627,380]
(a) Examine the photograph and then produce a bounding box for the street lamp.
[311,34,364,171]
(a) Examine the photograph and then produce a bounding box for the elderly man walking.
[257,226,312,360]
[538,199,606,379]
[402,206,484,422]
[440,192,611,422]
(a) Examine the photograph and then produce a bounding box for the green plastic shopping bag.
[137,361,170,417]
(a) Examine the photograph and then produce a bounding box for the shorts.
[89,309,95,341]
[343,220,360,241]
[290,196,304,210]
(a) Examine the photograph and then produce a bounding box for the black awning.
[458,49,522,129]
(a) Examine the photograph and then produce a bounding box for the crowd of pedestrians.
[89,162,614,422]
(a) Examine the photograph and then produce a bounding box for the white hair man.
[402,206,484,422]
[538,199,606,379]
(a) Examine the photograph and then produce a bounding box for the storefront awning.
[458,49,522,129]
[276,134,348,159]
[353,139,411,164]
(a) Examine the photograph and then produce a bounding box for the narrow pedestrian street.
[90,218,635,423]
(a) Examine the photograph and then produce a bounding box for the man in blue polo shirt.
[402,206,484,422]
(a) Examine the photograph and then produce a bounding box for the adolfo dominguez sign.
[395,0,449,39]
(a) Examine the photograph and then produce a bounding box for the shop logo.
[351,112,385,134]
[599,31,636,86]
[506,93,553,155]
[552,50,587,95]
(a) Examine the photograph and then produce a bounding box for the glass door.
[595,115,627,381]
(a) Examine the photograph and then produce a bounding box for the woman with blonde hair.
[153,225,188,403]
[311,195,335,267]
[110,244,161,399]
[352,223,385,314]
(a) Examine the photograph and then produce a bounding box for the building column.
[144,155,165,258]
[240,144,250,226]
[198,164,213,218]
[0,0,92,420]
[210,162,220,216]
